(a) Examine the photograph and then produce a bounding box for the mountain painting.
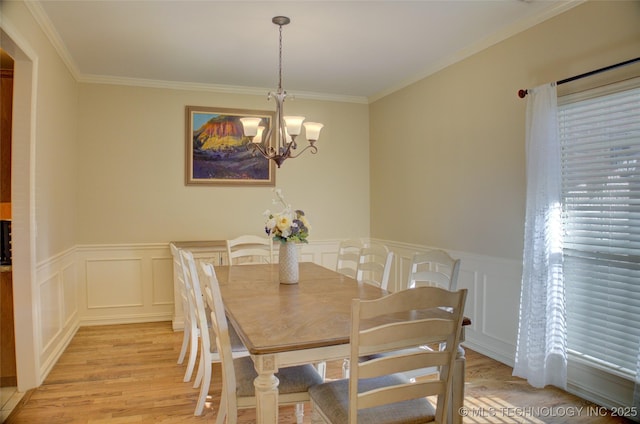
[185,107,275,186]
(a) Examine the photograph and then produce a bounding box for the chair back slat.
[356,243,393,290]
[226,235,273,266]
[359,319,455,356]
[358,350,450,378]
[349,286,467,424]
[357,380,446,410]
[336,239,363,279]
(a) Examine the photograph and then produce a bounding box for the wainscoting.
[75,244,174,326]
[39,239,521,378]
[34,247,79,384]
[33,239,632,411]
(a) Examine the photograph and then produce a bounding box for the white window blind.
[559,82,640,377]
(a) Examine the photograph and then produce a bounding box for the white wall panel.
[86,258,143,308]
[62,264,77,324]
[151,257,173,306]
[76,244,177,325]
[301,241,339,269]
[482,271,520,346]
[456,268,477,331]
[35,248,79,386]
[39,275,62,352]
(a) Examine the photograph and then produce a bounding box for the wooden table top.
[216,262,385,355]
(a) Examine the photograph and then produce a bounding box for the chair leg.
[216,391,228,424]
[178,325,190,365]
[184,327,199,382]
[194,358,211,416]
[295,403,304,424]
[193,357,203,388]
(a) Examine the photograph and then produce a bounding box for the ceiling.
[30,0,578,102]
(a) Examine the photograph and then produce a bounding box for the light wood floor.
[4,322,634,424]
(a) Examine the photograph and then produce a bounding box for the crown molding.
[26,1,80,81]
[78,74,369,104]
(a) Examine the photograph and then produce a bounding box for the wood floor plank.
[4,322,634,423]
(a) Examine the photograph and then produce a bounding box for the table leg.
[253,354,279,424]
[451,344,466,424]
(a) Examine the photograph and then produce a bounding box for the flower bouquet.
[264,189,310,283]
[264,189,310,244]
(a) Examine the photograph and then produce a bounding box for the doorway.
[0,23,38,399]
[0,46,18,418]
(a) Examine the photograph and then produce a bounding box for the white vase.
[279,242,299,284]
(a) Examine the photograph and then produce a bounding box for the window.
[559,80,640,378]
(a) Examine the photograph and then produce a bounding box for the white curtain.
[635,345,640,415]
[513,83,567,389]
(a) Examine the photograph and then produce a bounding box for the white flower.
[264,189,310,244]
[276,214,292,232]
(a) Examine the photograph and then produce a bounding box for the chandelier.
[240,16,323,168]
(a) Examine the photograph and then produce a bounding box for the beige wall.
[76,84,370,243]
[369,0,640,261]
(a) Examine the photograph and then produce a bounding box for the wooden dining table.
[215,262,468,424]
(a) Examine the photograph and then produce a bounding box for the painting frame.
[185,106,276,186]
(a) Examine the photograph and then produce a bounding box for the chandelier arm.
[262,125,274,154]
[246,126,272,156]
[248,142,270,158]
[286,143,318,159]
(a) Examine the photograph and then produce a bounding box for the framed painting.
[185,106,275,186]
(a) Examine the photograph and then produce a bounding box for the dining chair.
[201,262,324,424]
[180,250,249,416]
[355,242,393,290]
[335,239,363,279]
[397,249,463,380]
[170,243,200,383]
[407,249,461,291]
[341,242,394,377]
[309,286,468,424]
[226,234,273,266]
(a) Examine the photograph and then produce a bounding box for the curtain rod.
[517,57,640,98]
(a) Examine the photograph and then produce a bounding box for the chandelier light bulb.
[284,116,306,137]
[240,117,262,137]
[303,122,323,142]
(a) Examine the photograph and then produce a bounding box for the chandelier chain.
[278,23,283,92]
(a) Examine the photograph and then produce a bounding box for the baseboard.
[79,313,173,327]
[38,322,79,386]
[462,340,515,368]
